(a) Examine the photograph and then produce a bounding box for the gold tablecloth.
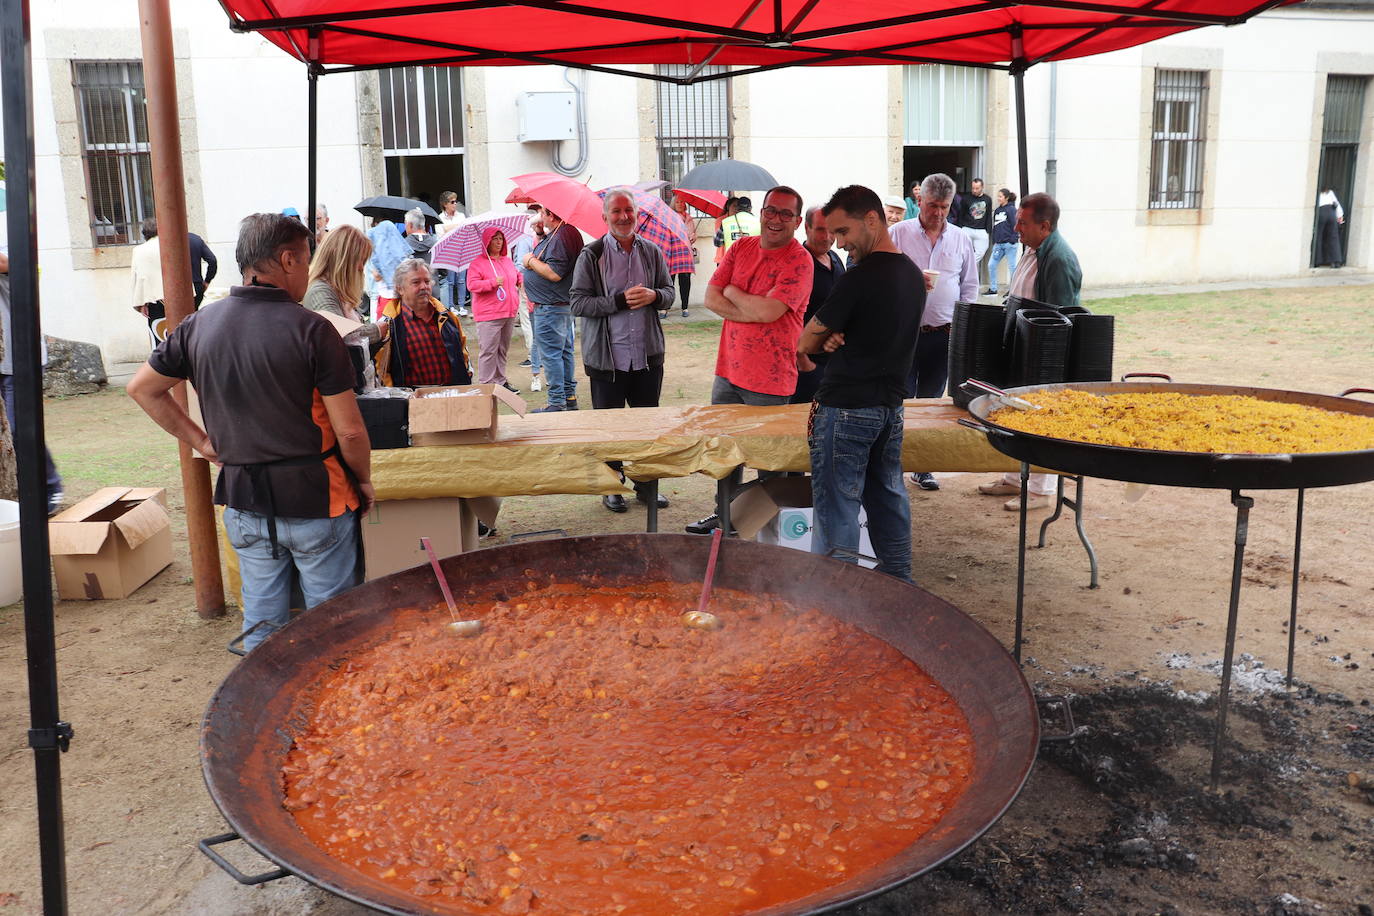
[372,399,1021,500]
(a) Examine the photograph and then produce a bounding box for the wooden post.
[137,0,225,618]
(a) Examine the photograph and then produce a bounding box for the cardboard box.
[408,384,527,447]
[49,487,173,599]
[360,496,502,581]
[729,477,876,568]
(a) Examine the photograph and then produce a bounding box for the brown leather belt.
[920,323,952,333]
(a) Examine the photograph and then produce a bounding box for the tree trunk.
[0,279,16,500]
[0,405,15,501]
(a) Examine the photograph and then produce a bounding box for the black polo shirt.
[148,284,358,518]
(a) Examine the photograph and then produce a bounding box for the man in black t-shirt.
[797,185,924,582]
[128,213,374,653]
[956,178,993,285]
[790,205,845,405]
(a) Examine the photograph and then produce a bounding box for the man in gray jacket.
[570,187,676,512]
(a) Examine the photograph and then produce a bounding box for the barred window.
[380,66,464,154]
[655,65,731,190]
[1149,69,1207,209]
[73,61,153,246]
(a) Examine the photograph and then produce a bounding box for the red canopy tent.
[217,0,1294,224]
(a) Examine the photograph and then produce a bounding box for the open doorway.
[1312,75,1366,268]
[904,146,981,199]
[386,154,468,212]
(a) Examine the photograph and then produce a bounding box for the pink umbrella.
[673,188,727,219]
[430,211,531,272]
[509,172,605,238]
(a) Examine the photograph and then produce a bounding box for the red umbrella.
[504,188,536,206]
[673,189,727,219]
[508,172,605,238]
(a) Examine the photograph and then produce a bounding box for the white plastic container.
[0,499,21,606]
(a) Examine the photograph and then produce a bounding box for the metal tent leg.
[1211,490,1254,790]
[1036,475,1099,588]
[1014,461,1029,663]
[1285,488,1305,689]
[645,480,659,533]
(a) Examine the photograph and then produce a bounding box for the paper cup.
[922,269,940,290]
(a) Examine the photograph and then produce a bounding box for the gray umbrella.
[354,195,440,223]
[676,159,778,192]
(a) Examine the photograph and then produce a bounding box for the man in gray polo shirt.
[570,187,675,513]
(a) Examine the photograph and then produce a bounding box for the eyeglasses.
[761,205,797,221]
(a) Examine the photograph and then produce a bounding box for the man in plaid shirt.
[375,258,472,388]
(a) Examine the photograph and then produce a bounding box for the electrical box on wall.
[516,92,576,142]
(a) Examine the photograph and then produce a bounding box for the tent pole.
[307,29,320,246]
[138,0,225,619]
[2,0,72,911]
[1010,25,1030,201]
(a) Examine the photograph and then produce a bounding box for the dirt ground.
[2,288,1373,915]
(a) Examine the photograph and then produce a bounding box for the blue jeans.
[224,507,360,651]
[532,303,577,407]
[808,404,911,581]
[988,242,1018,293]
[0,374,61,496]
[436,269,455,310]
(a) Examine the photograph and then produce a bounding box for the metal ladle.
[681,527,724,631]
[420,537,484,637]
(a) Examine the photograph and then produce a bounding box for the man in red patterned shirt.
[704,185,813,405]
[687,186,813,534]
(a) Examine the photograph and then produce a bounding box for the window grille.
[380,66,465,155]
[1149,69,1208,209]
[655,65,731,190]
[902,65,987,146]
[73,61,153,246]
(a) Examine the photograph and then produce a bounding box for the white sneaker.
[531,376,543,392]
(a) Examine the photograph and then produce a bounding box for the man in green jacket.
[977,191,1082,509]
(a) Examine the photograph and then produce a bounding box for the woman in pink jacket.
[465,226,523,391]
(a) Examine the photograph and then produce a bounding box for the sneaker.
[913,472,940,491]
[685,513,736,536]
[978,481,1022,496]
[565,397,579,411]
[1005,495,1052,511]
[501,381,521,394]
[519,358,532,368]
[984,288,998,295]
[658,310,668,319]
[681,309,689,318]
[456,307,471,317]
[47,489,65,517]
[531,377,543,392]
[531,404,565,413]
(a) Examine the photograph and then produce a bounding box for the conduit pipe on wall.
[552,67,590,176]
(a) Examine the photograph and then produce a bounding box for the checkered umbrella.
[430,211,531,271]
[600,187,695,276]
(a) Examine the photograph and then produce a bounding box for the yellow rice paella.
[988,389,1374,454]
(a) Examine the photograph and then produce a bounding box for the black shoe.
[477,520,498,537]
[565,397,579,411]
[984,288,998,295]
[501,381,521,394]
[518,358,532,368]
[636,488,669,509]
[914,472,940,491]
[531,404,565,413]
[602,494,628,513]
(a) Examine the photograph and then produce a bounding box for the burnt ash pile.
[841,685,1374,916]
